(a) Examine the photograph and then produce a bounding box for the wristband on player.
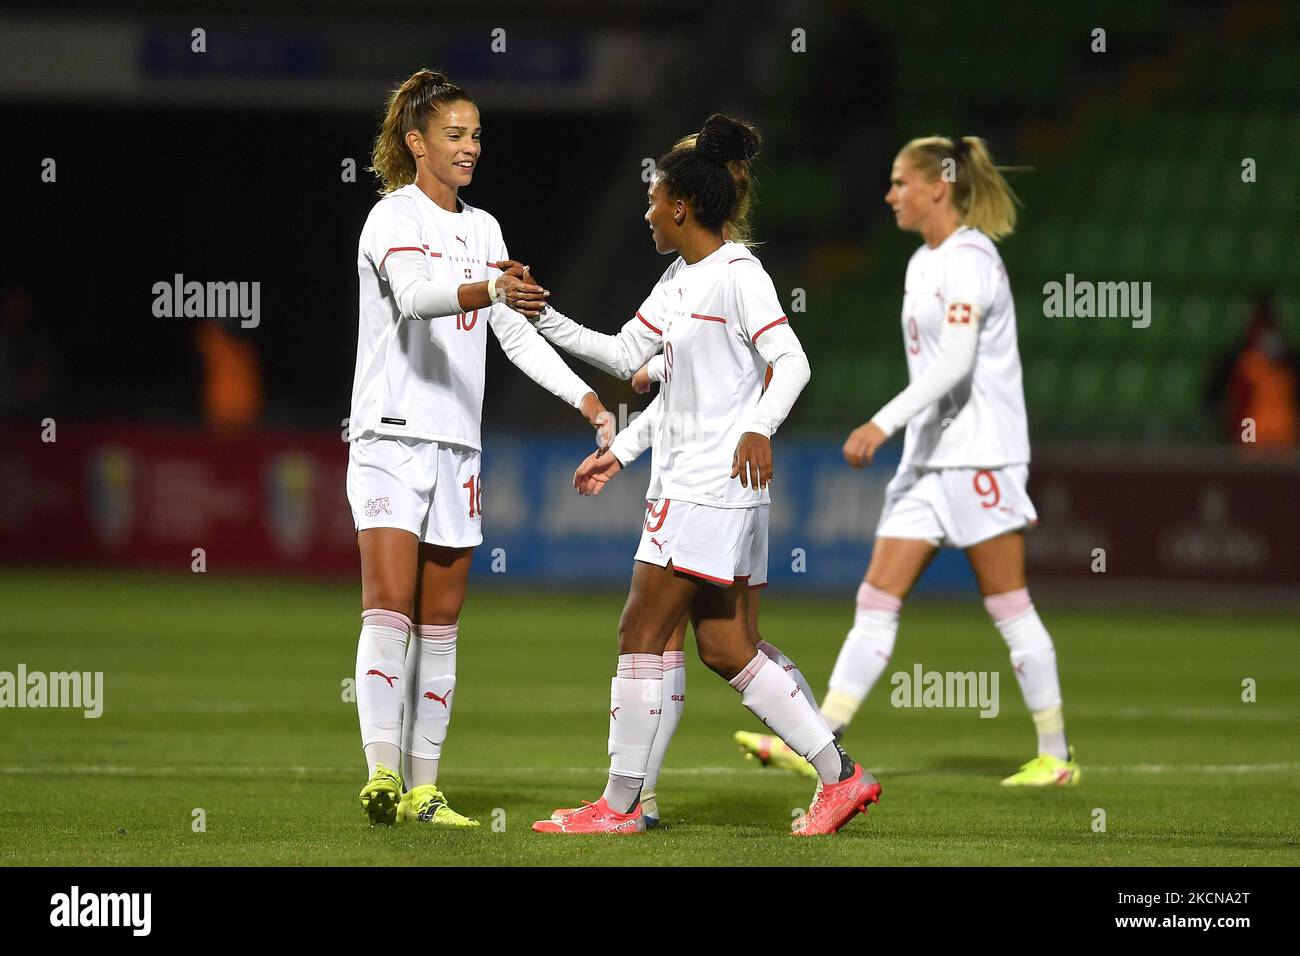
[488,274,502,304]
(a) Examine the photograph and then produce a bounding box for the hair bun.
[414,68,451,88]
[696,114,761,165]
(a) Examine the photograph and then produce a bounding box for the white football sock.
[730,652,836,782]
[757,640,818,708]
[356,608,411,778]
[985,589,1069,761]
[603,653,663,814]
[823,582,901,733]
[643,650,685,802]
[402,623,458,788]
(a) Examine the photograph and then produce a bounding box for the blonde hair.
[900,136,1023,241]
[667,126,759,246]
[369,69,474,195]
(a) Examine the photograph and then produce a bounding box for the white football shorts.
[635,499,768,588]
[346,435,483,548]
[875,465,1037,550]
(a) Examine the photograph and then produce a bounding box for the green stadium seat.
[1135,160,1177,218]
[1113,222,1155,275]
[1276,293,1300,342]
[1199,224,1239,284]
[1244,227,1287,285]
[1024,357,1062,420]
[1154,224,1196,277]
[1152,360,1202,422]
[1073,221,1114,275]
[1066,362,1109,431]
[1100,360,1147,439]
[1179,293,1217,353]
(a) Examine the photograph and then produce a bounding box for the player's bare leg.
[694,581,880,834]
[966,531,1078,785]
[398,544,480,826]
[355,527,420,825]
[821,537,937,735]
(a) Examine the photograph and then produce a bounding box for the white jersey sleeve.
[869,243,992,438]
[732,264,809,439]
[610,393,662,467]
[644,353,667,383]
[488,306,594,410]
[531,305,663,380]
[365,196,463,320]
[870,311,979,438]
[942,239,1000,311]
[485,223,593,410]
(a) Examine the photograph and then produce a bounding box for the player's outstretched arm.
[574,393,662,495]
[528,305,661,380]
[846,304,980,468]
[488,303,613,448]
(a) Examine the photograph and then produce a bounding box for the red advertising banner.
[1026,448,1300,592]
[0,422,357,574]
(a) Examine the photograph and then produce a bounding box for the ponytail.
[369,69,475,195]
[658,114,762,245]
[900,136,1024,241]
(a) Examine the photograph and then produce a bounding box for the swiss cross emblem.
[946,302,973,324]
[464,268,472,279]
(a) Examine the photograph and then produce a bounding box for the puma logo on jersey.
[455,235,468,247]
[650,537,667,553]
[366,669,398,687]
[364,497,392,518]
[424,689,451,707]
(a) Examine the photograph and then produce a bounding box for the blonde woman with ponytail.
[348,69,610,829]
[792,136,1080,787]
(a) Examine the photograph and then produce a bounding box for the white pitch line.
[0,762,1296,779]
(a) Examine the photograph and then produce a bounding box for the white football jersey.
[644,241,795,508]
[349,185,534,450]
[896,226,1029,469]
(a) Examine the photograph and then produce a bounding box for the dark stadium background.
[1,0,1297,596]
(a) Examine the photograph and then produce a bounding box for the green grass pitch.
[1,569,1296,866]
